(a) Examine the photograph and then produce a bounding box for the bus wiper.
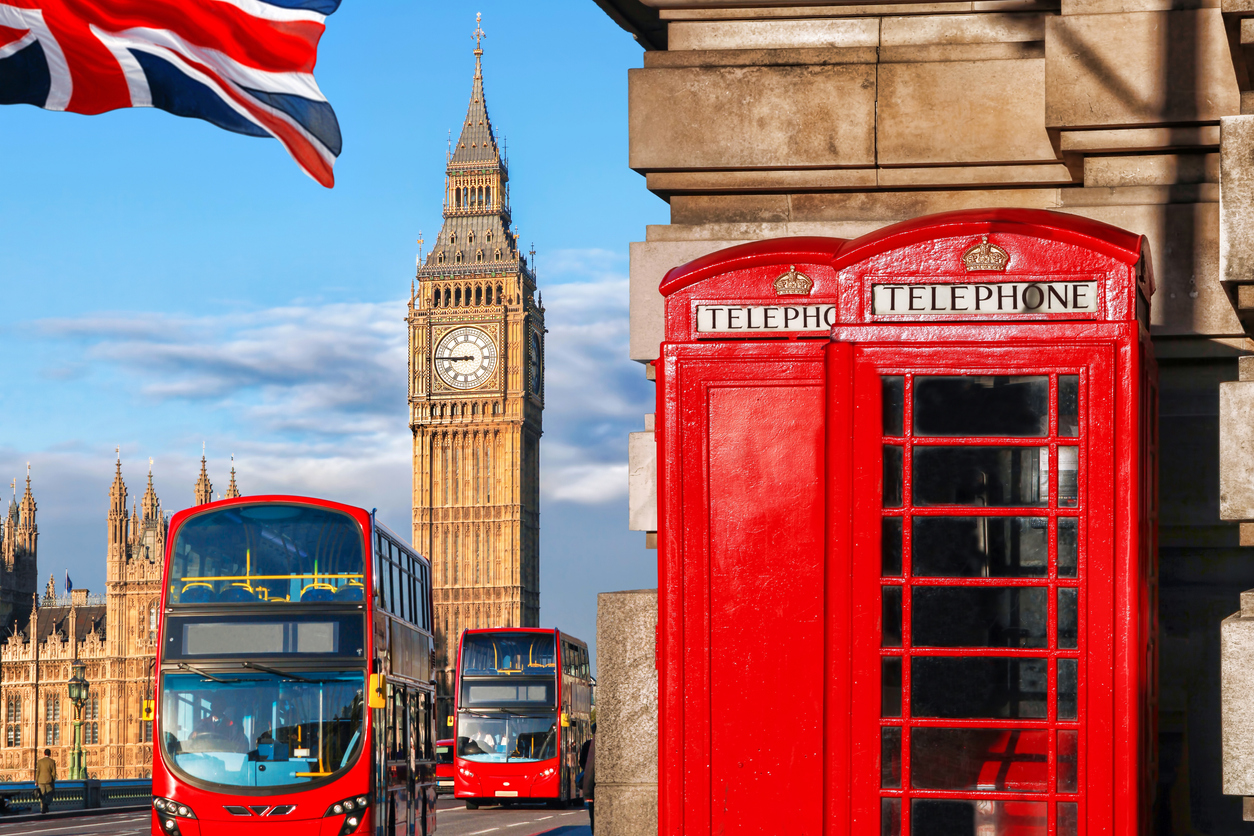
[241,662,315,683]
[177,663,239,683]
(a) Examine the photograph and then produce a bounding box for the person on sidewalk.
[35,749,56,814]
[581,729,596,834]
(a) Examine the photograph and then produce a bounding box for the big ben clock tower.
[409,15,544,715]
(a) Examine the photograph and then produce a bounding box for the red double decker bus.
[453,628,592,808]
[150,496,438,836]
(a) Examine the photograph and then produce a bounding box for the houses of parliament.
[408,17,545,714]
[0,456,238,780]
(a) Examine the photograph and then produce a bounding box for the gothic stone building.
[0,477,37,640]
[0,457,238,780]
[408,23,545,718]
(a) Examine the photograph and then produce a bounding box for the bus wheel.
[465,800,480,810]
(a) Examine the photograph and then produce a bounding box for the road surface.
[0,800,592,836]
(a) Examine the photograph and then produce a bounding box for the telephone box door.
[843,338,1117,836]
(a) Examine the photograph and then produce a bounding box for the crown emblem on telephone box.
[773,265,814,295]
[962,236,1010,271]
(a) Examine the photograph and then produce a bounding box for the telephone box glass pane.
[883,658,902,718]
[1057,518,1078,578]
[910,799,1046,836]
[885,446,904,508]
[912,517,1048,578]
[913,447,1048,506]
[1057,730,1078,792]
[1057,588,1078,649]
[1058,447,1079,508]
[912,587,1047,648]
[912,658,1047,718]
[1057,659,1078,720]
[1058,802,1079,836]
[1058,375,1080,437]
[883,518,903,577]
[913,376,1049,437]
[910,728,1049,792]
[883,586,903,647]
[883,376,905,437]
[882,798,901,836]
[882,726,902,788]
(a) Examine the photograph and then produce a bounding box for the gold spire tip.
[473,13,485,54]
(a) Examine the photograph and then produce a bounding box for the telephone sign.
[655,209,1157,836]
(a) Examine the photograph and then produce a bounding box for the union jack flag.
[0,0,342,186]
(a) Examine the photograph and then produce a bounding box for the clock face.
[529,331,542,396]
[434,327,497,390]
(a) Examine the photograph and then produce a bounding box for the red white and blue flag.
[0,0,342,186]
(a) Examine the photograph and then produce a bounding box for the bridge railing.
[0,779,151,815]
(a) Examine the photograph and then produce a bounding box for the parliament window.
[5,696,19,747]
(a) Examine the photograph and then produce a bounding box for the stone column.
[595,589,658,836]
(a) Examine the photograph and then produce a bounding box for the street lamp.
[67,661,89,780]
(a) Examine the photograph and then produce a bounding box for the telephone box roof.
[660,209,1152,298]
[660,237,846,296]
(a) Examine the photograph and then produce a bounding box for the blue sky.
[0,1,665,668]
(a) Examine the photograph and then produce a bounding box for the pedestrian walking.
[581,729,596,834]
[35,749,56,814]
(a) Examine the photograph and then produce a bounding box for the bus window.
[168,504,364,605]
[390,546,402,618]
[161,669,364,789]
[375,542,387,611]
[461,632,556,675]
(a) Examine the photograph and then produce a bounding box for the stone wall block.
[1220,381,1254,518]
[1221,115,1254,286]
[668,18,879,51]
[628,65,876,170]
[628,428,657,533]
[1084,152,1219,186]
[880,12,1046,45]
[596,589,659,836]
[1222,596,1254,793]
[877,59,1057,165]
[1045,10,1239,129]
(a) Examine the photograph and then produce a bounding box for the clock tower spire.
[409,14,544,724]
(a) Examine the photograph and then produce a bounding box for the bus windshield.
[169,504,365,605]
[161,670,364,790]
[457,712,557,763]
[460,632,555,675]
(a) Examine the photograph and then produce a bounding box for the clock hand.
[439,355,476,362]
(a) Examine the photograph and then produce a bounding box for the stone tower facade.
[0,456,236,779]
[408,17,545,709]
[0,473,38,638]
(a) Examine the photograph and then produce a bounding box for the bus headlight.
[325,795,370,835]
[153,797,195,836]
[153,798,196,819]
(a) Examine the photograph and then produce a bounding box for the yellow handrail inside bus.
[295,772,334,778]
[178,573,364,582]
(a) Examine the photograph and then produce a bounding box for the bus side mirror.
[561,712,570,728]
[369,673,387,709]
[142,700,154,722]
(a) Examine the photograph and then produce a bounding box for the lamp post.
[67,661,88,780]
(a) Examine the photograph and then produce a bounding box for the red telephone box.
[655,210,1157,836]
